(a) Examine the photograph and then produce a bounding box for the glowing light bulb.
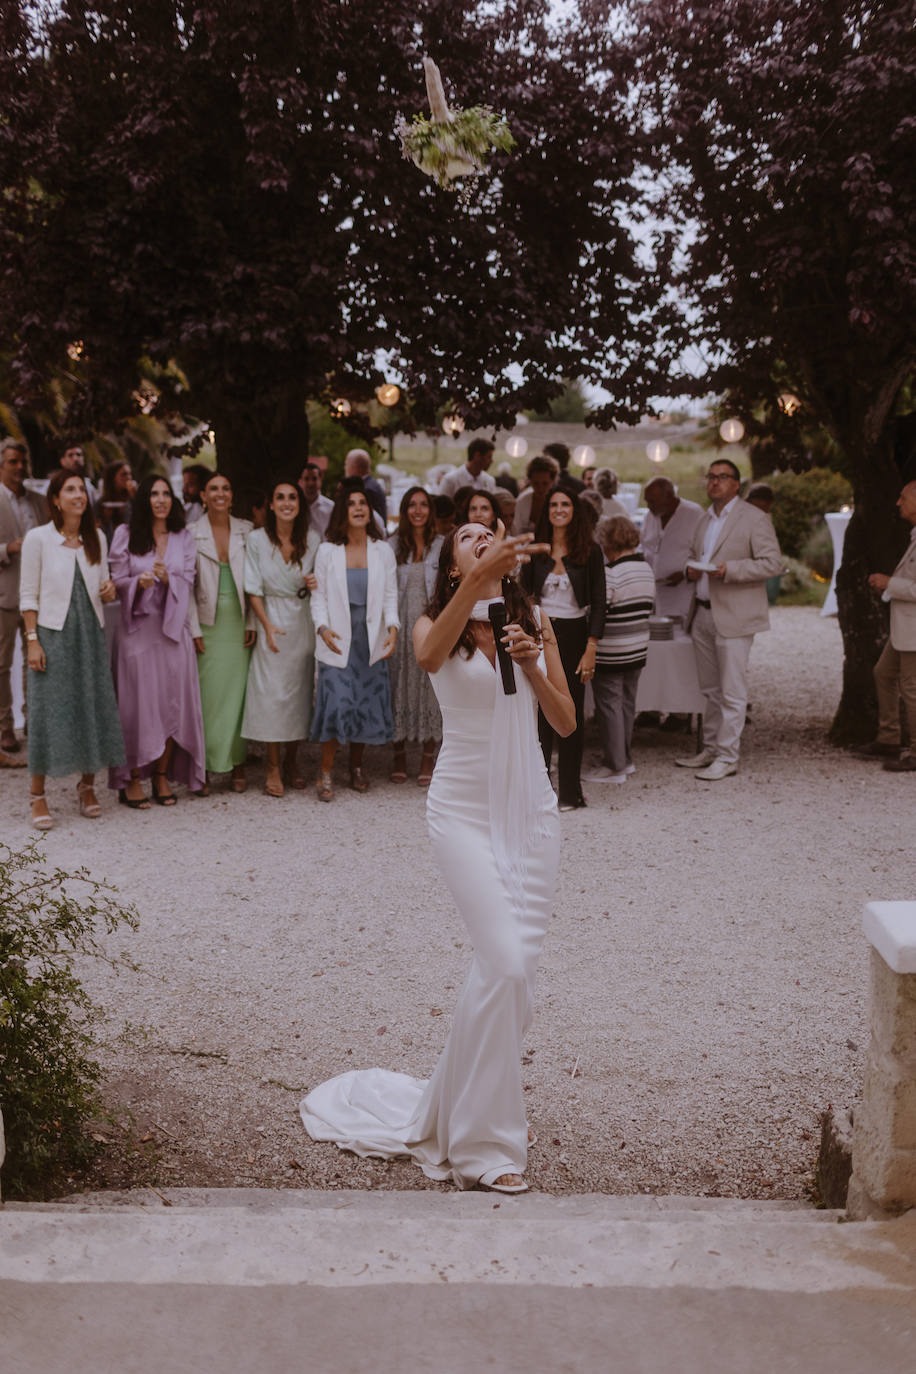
[376,383,400,407]
[442,414,464,437]
[331,398,352,418]
[778,393,801,416]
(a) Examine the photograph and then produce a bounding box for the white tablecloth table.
[635,630,706,715]
[821,511,852,618]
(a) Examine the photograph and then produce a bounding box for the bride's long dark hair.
[426,528,541,659]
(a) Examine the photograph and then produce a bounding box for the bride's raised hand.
[475,520,549,581]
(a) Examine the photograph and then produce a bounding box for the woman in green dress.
[188,472,255,793]
[20,470,124,829]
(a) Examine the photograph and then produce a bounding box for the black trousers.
[538,615,587,806]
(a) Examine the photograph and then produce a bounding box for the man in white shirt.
[437,438,497,501]
[0,438,48,757]
[641,477,704,619]
[299,462,335,538]
[678,458,782,780]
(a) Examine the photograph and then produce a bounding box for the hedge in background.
[768,468,854,561]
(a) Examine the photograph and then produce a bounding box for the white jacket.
[311,539,399,667]
[886,533,916,652]
[19,521,111,630]
[187,515,256,637]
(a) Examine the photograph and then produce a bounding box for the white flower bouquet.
[396,57,515,191]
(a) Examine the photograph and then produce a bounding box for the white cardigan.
[19,521,111,630]
[311,539,399,667]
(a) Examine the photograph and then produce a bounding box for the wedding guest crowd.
[1,430,803,824]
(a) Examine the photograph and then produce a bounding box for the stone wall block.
[867,952,916,1069]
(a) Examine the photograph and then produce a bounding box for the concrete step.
[3,1191,915,1374]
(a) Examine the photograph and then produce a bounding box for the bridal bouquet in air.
[396,57,515,191]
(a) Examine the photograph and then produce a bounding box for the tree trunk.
[210,383,310,493]
[829,438,907,745]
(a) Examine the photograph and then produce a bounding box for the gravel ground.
[1,606,906,1199]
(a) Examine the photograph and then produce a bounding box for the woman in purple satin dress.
[108,474,206,806]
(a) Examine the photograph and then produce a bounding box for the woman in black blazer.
[524,483,605,810]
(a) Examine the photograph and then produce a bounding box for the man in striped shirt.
[583,516,656,784]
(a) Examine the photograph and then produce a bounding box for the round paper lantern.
[719,418,745,444]
[442,414,465,437]
[505,436,528,459]
[573,444,596,468]
[646,440,670,464]
[778,392,801,416]
[331,398,352,418]
[376,383,401,407]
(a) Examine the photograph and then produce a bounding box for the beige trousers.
[873,639,916,750]
[691,606,753,766]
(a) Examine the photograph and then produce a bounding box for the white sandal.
[479,1169,528,1195]
[30,791,53,830]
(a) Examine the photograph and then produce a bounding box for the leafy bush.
[778,556,828,607]
[800,521,835,579]
[0,841,138,1198]
[768,467,853,559]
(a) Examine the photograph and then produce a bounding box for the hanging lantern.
[331,398,352,418]
[778,392,801,417]
[67,340,85,361]
[719,418,745,444]
[376,383,401,407]
[646,440,670,464]
[572,444,596,469]
[505,436,528,459]
[442,414,465,437]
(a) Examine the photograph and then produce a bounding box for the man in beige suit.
[677,458,783,780]
[856,480,916,772]
[0,438,48,758]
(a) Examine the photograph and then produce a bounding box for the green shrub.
[0,840,138,1198]
[767,467,853,559]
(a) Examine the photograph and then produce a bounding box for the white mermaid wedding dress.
[300,619,560,1188]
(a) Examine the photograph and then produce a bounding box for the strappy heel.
[265,765,284,798]
[76,781,102,818]
[152,771,177,806]
[316,769,334,802]
[390,746,407,783]
[417,746,436,786]
[30,791,53,830]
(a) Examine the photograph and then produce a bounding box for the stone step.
[3,1191,915,1374]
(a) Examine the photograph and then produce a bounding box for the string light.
[442,414,465,437]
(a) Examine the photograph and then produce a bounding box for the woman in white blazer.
[310,478,398,800]
[20,470,124,828]
[187,471,256,792]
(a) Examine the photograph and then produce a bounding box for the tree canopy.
[0,0,665,480]
[627,0,916,735]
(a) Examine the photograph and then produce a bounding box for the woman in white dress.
[301,522,575,1192]
[241,480,321,796]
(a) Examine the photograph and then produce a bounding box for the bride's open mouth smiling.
[473,533,493,559]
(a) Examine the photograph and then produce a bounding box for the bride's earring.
[448,571,459,590]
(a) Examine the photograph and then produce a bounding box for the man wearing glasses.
[677,458,782,780]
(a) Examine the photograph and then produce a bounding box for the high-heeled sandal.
[118,787,151,810]
[77,781,102,818]
[152,771,177,806]
[390,747,407,783]
[316,770,334,802]
[417,747,436,787]
[282,762,307,790]
[30,791,54,830]
[265,766,285,798]
[349,767,369,793]
[479,1171,529,1195]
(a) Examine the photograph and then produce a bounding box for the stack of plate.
[648,616,674,641]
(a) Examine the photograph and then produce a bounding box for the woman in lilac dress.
[108,474,206,806]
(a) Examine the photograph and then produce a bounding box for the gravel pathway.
[1,607,905,1199]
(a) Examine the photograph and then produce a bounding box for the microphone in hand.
[487,602,517,695]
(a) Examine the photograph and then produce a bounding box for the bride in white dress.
[301,522,575,1192]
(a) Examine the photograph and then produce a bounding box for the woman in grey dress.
[387,486,442,785]
[242,479,321,796]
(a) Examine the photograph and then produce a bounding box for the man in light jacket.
[677,458,783,780]
[856,480,916,772]
[0,438,48,757]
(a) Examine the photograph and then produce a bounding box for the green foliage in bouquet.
[0,840,139,1197]
[396,106,515,190]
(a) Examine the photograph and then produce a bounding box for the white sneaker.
[694,759,738,780]
[582,766,628,783]
[675,749,717,769]
[624,763,636,775]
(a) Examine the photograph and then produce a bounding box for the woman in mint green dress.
[188,472,255,792]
